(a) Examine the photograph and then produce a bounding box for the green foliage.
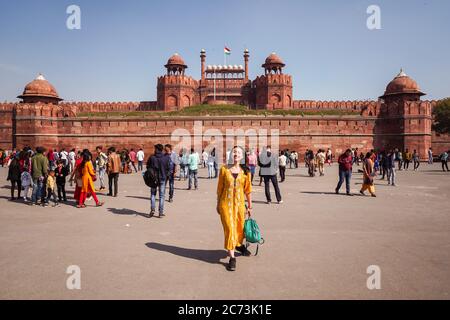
[432,98,450,134]
[77,104,359,118]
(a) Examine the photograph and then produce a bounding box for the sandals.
[236,245,251,257]
[76,204,86,208]
[96,202,104,207]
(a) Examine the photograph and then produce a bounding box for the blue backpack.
[244,218,265,255]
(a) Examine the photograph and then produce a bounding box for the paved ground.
[0,163,449,299]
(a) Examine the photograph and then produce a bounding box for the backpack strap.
[245,238,264,256]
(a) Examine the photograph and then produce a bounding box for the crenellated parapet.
[58,101,158,114]
[253,74,293,86]
[157,75,199,88]
[293,100,376,112]
[0,102,17,112]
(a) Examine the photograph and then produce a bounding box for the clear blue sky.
[0,0,449,102]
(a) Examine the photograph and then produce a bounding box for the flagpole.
[224,49,226,104]
[214,70,216,101]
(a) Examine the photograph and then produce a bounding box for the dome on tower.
[18,74,62,101]
[381,69,425,98]
[263,52,285,66]
[166,53,186,66]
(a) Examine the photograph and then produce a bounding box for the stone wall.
[0,103,15,150]
[0,99,448,160]
[14,109,378,159]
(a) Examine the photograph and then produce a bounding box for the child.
[46,170,59,207]
[21,170,32,202]
[55,160,69,202]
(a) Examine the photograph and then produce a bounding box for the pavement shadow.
[126,195,152,201]
[107,207,148,218]
[253,200,269,204]
[301,191,341,196]
[145,242,228,267]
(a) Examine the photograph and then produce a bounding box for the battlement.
[253,74,292,86]
[58,101,159,113]
[157,75,199,87]
[0,102,17,112]
[292,100,376,111]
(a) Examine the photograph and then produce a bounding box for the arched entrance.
[167,95,178,110]
[182,95,191,107]
[270,94,281,108]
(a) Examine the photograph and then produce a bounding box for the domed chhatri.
[262,52,286,75]
[263,52,285,67]
[17,74,63,104]
[166,53,187,67]
[382,69,425,98]
[165,53,188,76]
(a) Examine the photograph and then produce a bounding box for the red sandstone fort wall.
[1,99,448,159]
[0,103,15,150]
[14,111,377,158]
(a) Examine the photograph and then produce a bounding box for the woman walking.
[217,146,253,271]
[360,152,376,197]
[247,149,257,184]
[77,153,104,208]
[207,149,215,179]
[412,150,420,171]
[7,153,22,201]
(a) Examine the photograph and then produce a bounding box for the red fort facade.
[0,50,448,157]
[157,50,292,110]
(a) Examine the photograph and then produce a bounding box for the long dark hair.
[79,152,91,172]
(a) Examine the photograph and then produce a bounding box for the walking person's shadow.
[145,242,228,268]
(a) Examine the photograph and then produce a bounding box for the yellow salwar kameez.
[217,166,252,251]
[361,158,376,195]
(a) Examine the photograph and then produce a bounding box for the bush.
[432,98,450,134]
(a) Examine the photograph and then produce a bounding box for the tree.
[432,98,450,134]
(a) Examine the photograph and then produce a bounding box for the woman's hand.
[246,207,252,217]
[216,202,220,215]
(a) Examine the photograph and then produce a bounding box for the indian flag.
[224,47,231,55]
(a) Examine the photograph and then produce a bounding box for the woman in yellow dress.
[217,146,253,271]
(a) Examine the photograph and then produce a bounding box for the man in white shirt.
[68,149,76,173]
[60,148,69,167]
[137,148,145,171]
[278,152,287,182]
[202,150,208,168]
[428,148,433,164]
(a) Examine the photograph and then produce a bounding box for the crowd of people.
[2,144,449,271]
[2,145,449,208]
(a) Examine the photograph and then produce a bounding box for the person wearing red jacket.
[335,149,353,196]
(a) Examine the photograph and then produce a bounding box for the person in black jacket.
[7,153,22,201]
[146,144,170,218]
[258,146,282,204]
[55,160,69,202]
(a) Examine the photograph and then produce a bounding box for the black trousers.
[279,166,286,182]
[108,173,119,196]
[442,161,449,172]
[47,188,58,204]
[10,180,21,198]
[263,175,282,202]
[57,183,67,201]
[404,160,410,170]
